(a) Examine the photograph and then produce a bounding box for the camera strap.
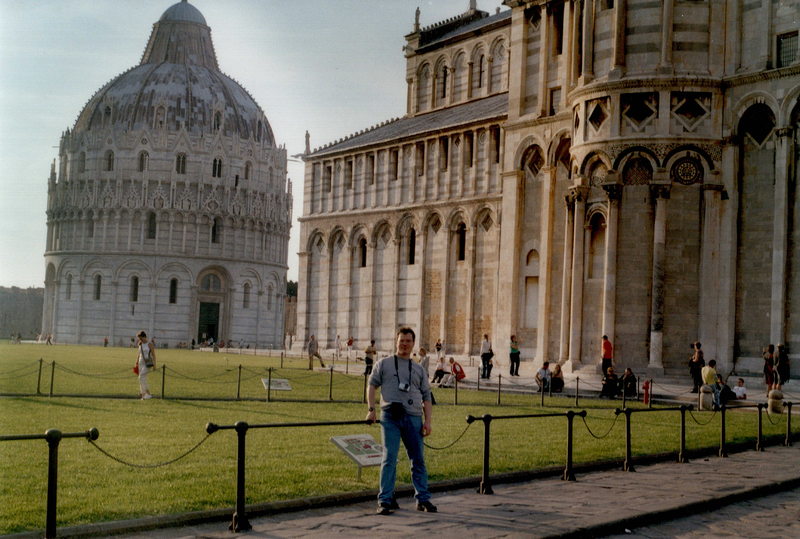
[394,354,412,387]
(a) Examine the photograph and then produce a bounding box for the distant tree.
[287,280,298,297]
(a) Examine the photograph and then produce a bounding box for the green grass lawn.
[0,342,792,534]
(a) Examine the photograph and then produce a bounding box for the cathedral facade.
[42,1,292,348]
[298,0,800,375]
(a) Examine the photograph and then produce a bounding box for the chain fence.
[580,413,620,439]
[89,434,214,468]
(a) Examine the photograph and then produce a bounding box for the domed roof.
[159,0,207,25]
[72,1,274,146]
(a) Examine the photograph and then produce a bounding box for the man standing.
[702,359,723,409]
[480,334,492,379]
[366,327,436,515]
[307,334,325,370]
[601,335,613,375]
[364,339,377,376]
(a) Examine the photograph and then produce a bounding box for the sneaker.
[143,394,152,400]
[388,498,399,510]
[377,502,392,515]
[416,501,437,513]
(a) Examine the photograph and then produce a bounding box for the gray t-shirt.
[369,355,432,416]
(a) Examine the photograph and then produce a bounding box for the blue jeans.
[379,411,430,504]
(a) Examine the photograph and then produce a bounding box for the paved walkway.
[64,444,800,539]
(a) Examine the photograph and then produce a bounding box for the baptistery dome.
[43,1,291,348]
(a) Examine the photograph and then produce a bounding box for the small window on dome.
[106,150,115,172]
[156,106,166,128]
[245,162,252,181]
[212,158,223,178]
[104,106,112,126]
[139,151,149,172]
[256,121,263,142]
[213,112,222,132]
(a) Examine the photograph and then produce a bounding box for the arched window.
[200,274,222,292]
[243,283,251,309]
[588,213,606,279]
[138,151,149,172]
[94,275,102,300]
[156,106,165,128]
[211,217,222,244]
[87,216,94,238]
[359,238,367,268]
[478,55,486,89]
[176,153,186,174]
[104,106,112,125]
[212,158,223,178]
[408,228,416,265]
[439,64,448,100]
[106,151,115,172]
[169,278,178,304]
[457,223,467,261]
[245,162,252,181]
[256,121,263,142]
[65,275,72,300]
[130,276,139,302]
[213,112,221,132]
[147,212,157,239]
[78,152,86,173]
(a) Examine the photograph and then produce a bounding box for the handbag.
[133,363,139,375]
[141,344,155,368]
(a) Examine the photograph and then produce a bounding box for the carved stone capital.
[650,184,672,200]
[568,185,590,203]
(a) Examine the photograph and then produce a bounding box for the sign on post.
[330,434,383,480]
[261,378,292,391]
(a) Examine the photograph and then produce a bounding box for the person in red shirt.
[601,335,613,375]
[442,357,465,387]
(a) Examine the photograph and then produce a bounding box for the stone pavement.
[91,445,800,539]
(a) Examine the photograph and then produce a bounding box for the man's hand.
[422,421,432,437]
[365,409,376,424]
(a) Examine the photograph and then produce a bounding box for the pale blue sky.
[0,0,505,288]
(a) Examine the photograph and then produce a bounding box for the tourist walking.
[435,339,443,360]
[308,334,325,369]
[601,335,613,375]
[480,334,492,379]
[763,345,775,395]
[366,327,436,515]
[689,341,705,393]
[135,330,156,400]
[775,344,790,390]
[364,339,377,376]
[509,335,521,376]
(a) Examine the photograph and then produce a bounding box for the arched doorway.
[196,269,228,343]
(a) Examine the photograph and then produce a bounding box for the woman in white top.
[432,356,447,385]
[136,330,156,400]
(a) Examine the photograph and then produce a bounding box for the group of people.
[600,367,638,398]
[9,331,22,344]
[534,361,565,393]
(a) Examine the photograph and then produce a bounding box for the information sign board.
[261,378,292,391]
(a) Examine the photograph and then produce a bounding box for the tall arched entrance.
[196,268,230,343]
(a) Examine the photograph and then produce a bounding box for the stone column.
[148,282,157,338]
[699,178,723,367]
[648,184,670,376]
[570,0,582,85]
[487,56,494,94]
[467,62,474,99]
[567,186,590,371]
[389,238,400,338]
[76,280,85,344]
[344,243,354,341]
[610,0,627,79]
[536,166,557,363]
[407,78,414,115]
[296,251,311,348]
[448,67,456,105]
[464,223,478,353]
[50,280,60,343]
[365,241,376,347]
[771,128,792,345]
[440,228,452,347]
[416,231,428,346]
[658,0,674,74]
[432,73,439,109]
[508,8,529,120]
[256,289,263,347]
[560,0,573,102]
[109,281,118,343]
[581,0,595,83]
[538,5,550,115]
[559,194,576,363]
[497,171,524,355]
[601,179,621,349]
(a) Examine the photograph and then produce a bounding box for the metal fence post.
[49,361,55,397]
[230,421,251,532]
[37,358,43,395]
[362,371,367,404]
[266,368,272,403]
[161,364,166,399]
[541,377,545,407]
[618,408,635,472]
[679,405,689,463]
[329,366,334,401]
[44,429,61,539]
[497,374,501,405]
[756,403,764,452]
[236,365,242,400]
[648,379,653,408]
[719,405,728,458]
[786,402,793,447]
[280,351,284,369]
[454,376,458,405]
[563,411,583,481]
[575,376,579,407]
[478,414,493,494]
